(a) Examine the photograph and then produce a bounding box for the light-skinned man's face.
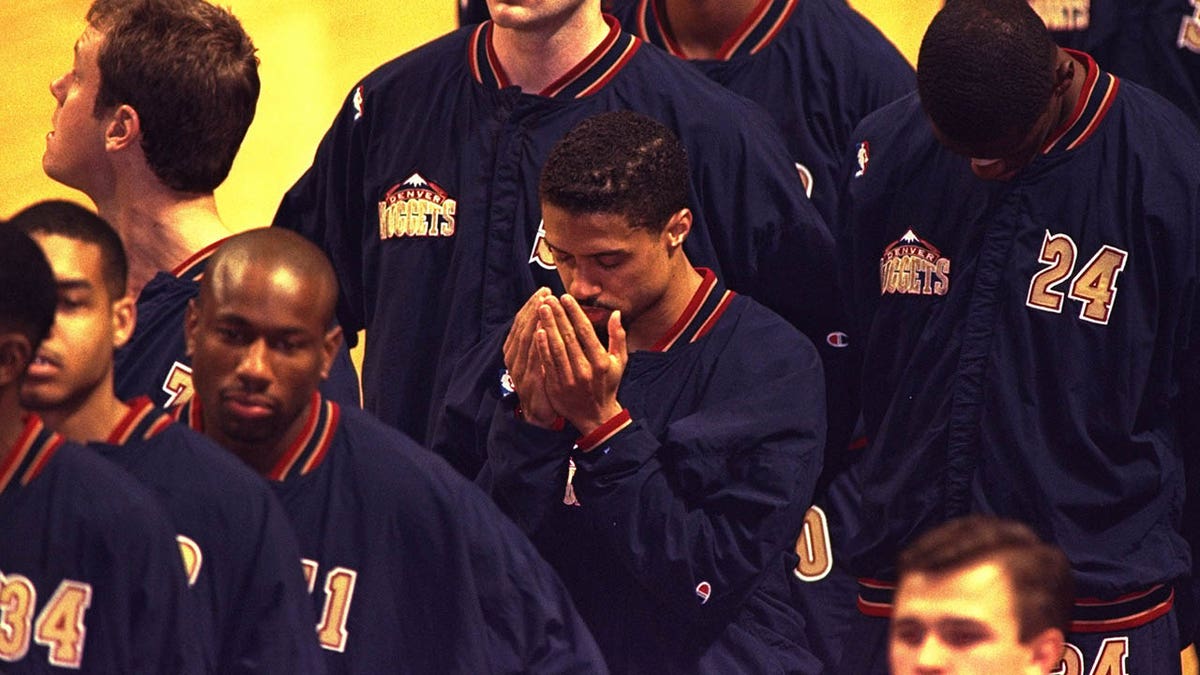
[540,204,685,342]
[20,233,132,414]
[44,25,111,194]
[889,561,1064,675]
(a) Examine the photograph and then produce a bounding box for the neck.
[35,377,129,445]
[207,394,313,478]
[490,5,611,93]
[0,388,27,465]
[92,176,230,297]
[661,0,762,58]
[625,262,703,352]
[1054,49,1090,132]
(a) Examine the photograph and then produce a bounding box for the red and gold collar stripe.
[649,268,736,352]
[1040,50,1119,155]
[108,397,173,445]
[170,237,233,283]
[636,0,796,60]
[0,415,65,495]
[469,15,639,99]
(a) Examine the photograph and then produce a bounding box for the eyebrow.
[57,279,93,292]
[543,238,626,259]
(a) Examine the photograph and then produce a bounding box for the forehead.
[205,263,327,331]
[894,561,1018,626]
[32,233,104,285]
[541,205,652,252]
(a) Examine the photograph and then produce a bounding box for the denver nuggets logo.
[529,220,556,270]
[378,173,457,240]
[1029,0,1090,31]
[1179,1,1200,53]
[879,229,951,296]
[854,141,870,178]
[162,361,194,408]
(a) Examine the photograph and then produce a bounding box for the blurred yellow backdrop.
[0,1,935,225]
[0,0,936,377]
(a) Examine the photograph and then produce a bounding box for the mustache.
[574,296,617,312]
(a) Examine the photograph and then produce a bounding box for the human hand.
[502,288,559,427]
[534,294,627,437]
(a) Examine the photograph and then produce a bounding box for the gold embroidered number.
[1026,231,1127,325]
[301,560,358,653]
[1052,639,1129,675]
[0,573,35,663]
[33,581,92,668]
[793,506,834,581]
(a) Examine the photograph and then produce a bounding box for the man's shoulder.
[721,294,821,363]
[357,25,477,90]
[116,423,276,501]
[37,443,176,531]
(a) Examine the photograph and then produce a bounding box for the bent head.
[917,0,1061,180]
[538,110,692,336]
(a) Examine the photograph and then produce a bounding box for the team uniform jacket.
[92,398,324,674]
[438,270,827,673]
[113,240,360,410]
[178,395,605,674]
[839,51,1198,633]
[0,415,203,673]
[1031,0,1200,128]
[272,16,845,449]
[609,0,915,228]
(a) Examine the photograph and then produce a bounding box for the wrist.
[513,403,565,431]
[574,408,632,453]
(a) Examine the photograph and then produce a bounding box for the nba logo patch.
[499,369,515,397]
[854,141,870,178]
[695,581,712,604]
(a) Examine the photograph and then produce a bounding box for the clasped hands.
[503,288,627,440]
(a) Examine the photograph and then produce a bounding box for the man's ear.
[104,104,141,153]
[0,333,33,389]
[664,208,692,251]
[112,295,136,350]
[184,299,199,357]
[1051,49,1076,98]
[319,325,344,381]
[1027,627,1067,673]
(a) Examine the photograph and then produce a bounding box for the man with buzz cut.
[436,110,828,672]
[181,227,606,673]
[0,226,203,673]
[11,201,324,674]
[42,0,357,411]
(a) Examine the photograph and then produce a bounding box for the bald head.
[186,228,343,468]
[199,228,338,329]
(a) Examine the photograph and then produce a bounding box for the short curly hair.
[917,0,1057,147]
[539,111,689,233]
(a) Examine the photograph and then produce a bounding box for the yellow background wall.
[0,1,936,225]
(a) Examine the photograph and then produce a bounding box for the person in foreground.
[181,227,604,673]
[0,226,202,673]
[836,0,1200,672]
[889,515,1073,675]
[11,200,323,674]
[438,110,828,672]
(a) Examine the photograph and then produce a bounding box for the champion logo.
[826,331,849,348]
[695,581,712,604]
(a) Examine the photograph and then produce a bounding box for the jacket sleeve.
[569,325,826,631]
[272,82,371,343]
